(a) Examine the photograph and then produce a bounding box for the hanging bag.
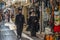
[45,34,53,40]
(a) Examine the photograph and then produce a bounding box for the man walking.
[15,7,25,40]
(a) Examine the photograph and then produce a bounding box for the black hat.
[18,7,22,10]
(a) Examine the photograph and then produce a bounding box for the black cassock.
[28,16,39,36]
[15,14,24,38]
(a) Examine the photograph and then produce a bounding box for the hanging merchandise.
[30,0,38,3]
[49,35,53,40]
[0,2,5,9]
[53,11,60,32]
[44,7,52,34]
[45,34,53,40]
[54,36,58,40]
[45,35,50,40]
[45,27,52,34]
[58,35,60,40]
[54,33,60,40]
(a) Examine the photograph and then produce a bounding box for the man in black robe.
[28,11,38,37]
[15,7,25,39]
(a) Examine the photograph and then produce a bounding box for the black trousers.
[17,25,23,38]
[31,26,36,36]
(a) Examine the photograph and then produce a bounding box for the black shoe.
[17,36,20,39]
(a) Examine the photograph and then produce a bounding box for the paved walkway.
[0,22,33,40]
[0,21,44,40]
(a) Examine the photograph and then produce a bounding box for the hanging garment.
[50,35,53,40]
[45,35,53,40]
[45,35,50,40]
[54,34,59,40]
[53,25,60,32]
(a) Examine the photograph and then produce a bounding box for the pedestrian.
[28,10,38,37]
[3,10,11,22]
[26,8,35,31]
[15,7,25,40]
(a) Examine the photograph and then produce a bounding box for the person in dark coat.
[35,6,40,32]
[26,8,35,31]
[15,7,25,39]
[28,11,38,37]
